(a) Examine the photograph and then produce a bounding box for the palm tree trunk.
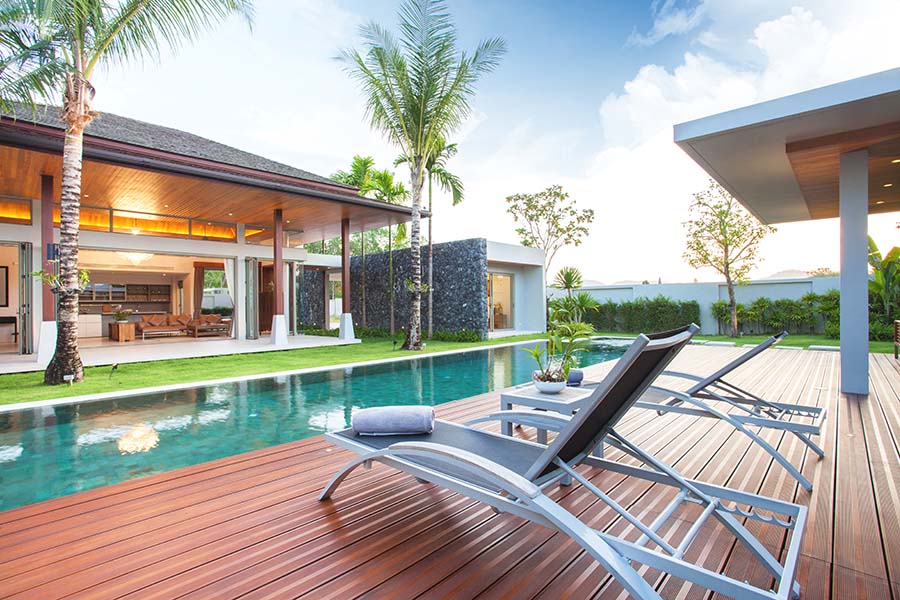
[389,225,395,335]
[45,80,91,384]
[427,174,433,339]
[403,160,424,350]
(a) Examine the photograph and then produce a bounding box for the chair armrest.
[387,441,541,499]
[465,410,572,432]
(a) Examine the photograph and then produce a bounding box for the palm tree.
[7,0,252,385]
[552,266,583,299]
[368,169,409,334]
[340,0,505,349]
[331,155,375,326]
[0,4,64,111]
[397,136,463,338]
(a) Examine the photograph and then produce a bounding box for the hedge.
[584,295,701,334]
[709,289,893,341]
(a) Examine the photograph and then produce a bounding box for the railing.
[53,204,237,242]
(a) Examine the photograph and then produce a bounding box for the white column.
[839,149,869,395]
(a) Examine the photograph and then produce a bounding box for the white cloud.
[628,0,708,47]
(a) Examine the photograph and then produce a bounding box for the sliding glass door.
[487,272,513,332]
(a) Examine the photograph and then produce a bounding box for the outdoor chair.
[319,328,806,600]
[630,327,826,491]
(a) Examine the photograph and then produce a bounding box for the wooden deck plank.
[0,346,896,600]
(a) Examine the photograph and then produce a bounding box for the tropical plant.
[683,179,775,338]
[0,4,64,111]
[397,136,463,339]
[523,320,594,382]
[552,266,583,298]
[368,168,409,334]
[331,155,376,326]
[867,235,900,322]
[506,184,594,275]
[340,0,505,349]
[8,0,252,385]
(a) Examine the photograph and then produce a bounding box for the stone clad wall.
[350,238,488,337]
[297,267,325,327]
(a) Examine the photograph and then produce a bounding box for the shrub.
[431,329,482,342]
[298,325,339,337]
[584,295,699,334]
[869,321,894,342]
[201,306,233,316]
[354,326,393,338]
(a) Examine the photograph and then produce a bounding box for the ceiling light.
[163,204,169,208]
[876,200,886,205]
[892,159,900,164]
[130,227,141,235]
[228,212,233,216]
[884,183,894,188]
[117,252,154,265]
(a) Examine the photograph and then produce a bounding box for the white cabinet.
[77,314,103,338]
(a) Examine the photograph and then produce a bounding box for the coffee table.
[499,382,595,444]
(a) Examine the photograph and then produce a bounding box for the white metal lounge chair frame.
[320,329,806,600]
[632,330,825,491]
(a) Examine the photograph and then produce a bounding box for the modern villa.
[0,106,546,370]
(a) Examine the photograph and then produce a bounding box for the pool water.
[0,342,625,510]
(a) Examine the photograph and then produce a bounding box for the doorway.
[0,242,30,355]
[487,272,513,332]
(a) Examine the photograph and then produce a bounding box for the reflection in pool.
[0,341,625,510]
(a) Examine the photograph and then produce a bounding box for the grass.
[594,331,894,354]
[0,334,545,405]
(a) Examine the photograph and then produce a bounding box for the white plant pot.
[532,375,566,394]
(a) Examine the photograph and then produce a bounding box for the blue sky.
[91,0,900,283]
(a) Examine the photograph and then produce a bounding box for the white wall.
[548,276,841,334]
[489,261,546,333]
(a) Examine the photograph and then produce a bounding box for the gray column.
[839,149,869,395]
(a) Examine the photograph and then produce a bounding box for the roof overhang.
[0,118,422,243]
[674,68,900,224]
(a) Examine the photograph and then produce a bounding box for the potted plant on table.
[113,310,131,324]
[524,322,594,394]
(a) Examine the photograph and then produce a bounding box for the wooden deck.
[0,346,897,599]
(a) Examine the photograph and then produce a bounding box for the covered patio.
[0,106,417,366]
[675,67,900,395]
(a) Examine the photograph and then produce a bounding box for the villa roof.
[674,67,900,223]
[2,104,354,191]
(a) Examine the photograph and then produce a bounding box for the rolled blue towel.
[351,405,435,436]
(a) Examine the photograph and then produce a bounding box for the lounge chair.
[319,328,806,600]
[630,327,825,491]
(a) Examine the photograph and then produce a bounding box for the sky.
[90,0,900,284]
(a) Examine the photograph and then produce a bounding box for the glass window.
[191,220,237,242]
[112,210,190,238]
[0,198,32,225]
[53,205,111,232]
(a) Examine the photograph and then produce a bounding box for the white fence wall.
[548,276,840,334]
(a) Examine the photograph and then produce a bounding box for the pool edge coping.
[1,336,581,413]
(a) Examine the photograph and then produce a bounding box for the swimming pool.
[0,341,625,510]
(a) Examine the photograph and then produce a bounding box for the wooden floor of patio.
[0,346,897,599]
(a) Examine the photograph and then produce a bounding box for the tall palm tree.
[397,136,463,338]
[6,0,253,385]
[0,4,64,111]
[368,169,408,334]
[553,266,583,299]
[332,155,376,326]
[340,0,504,349]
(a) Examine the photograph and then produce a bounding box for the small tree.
[506,185,594,275]
[683,180,775,337]
[868,235,900,323]
[552,266,582,298]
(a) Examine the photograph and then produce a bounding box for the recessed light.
[884,183,894,188]
[892,159,900,164]
[876,200,886,205]
[163,204,169,208]
[228,212,233,216]
[286,220,291,224]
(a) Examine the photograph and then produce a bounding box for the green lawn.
[0,334,545,405]
[595,331,894,354]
